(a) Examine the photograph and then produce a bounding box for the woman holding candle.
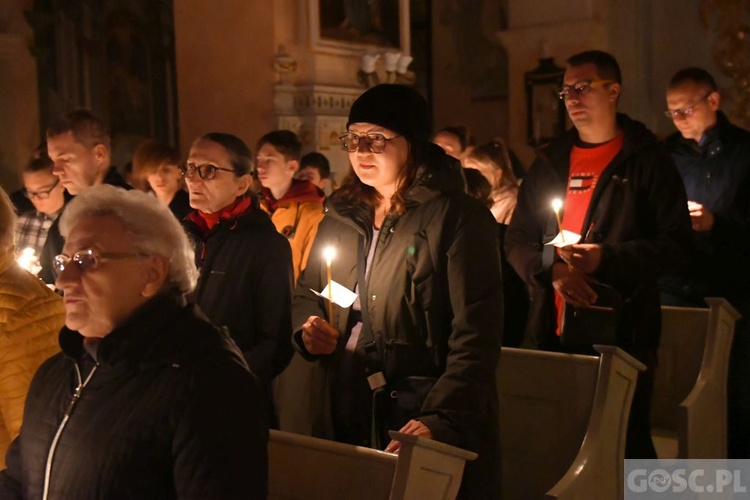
[292,84,503,499]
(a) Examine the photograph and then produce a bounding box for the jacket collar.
[103,166,132,190]
[183,193,274,240]
[261,178,325,212]
[670,110,729,159]
[59,291,191,368]
[538,113,658,170]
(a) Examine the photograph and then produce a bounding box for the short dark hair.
[197,132,252,176]
[567,50,622,85]
[299,152,331,179]
[256,130,302,162]
[46,109,111,150]
[434,126,475,151]
[23,143,53,174]
[669,67,718,92]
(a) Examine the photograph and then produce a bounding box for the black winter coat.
[505,114,694,351]
[662,111,750,309]
[183,198,294,387]
[0,293,268,499]
[293,145,503,499]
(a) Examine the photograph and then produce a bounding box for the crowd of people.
[0,49,748,498]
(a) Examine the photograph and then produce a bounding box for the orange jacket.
[260,180,325,283]
[0,251,64,466]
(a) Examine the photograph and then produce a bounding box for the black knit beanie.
[346,84,432,142]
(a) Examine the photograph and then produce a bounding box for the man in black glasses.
[15,148,67,274]
[38,110,131,284]
[661,67,750,458]
[505,50,693,458]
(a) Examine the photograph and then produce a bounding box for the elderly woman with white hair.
[0,189,63,468]
[0,185,268,499]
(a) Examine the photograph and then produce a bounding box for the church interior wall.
[0,0,743,192]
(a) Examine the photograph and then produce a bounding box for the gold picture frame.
[309,0,411,55]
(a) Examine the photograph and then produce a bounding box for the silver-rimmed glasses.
[53,248,149,275]
[664,92,713,120]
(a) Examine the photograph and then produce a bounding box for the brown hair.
[462,168,493,208]
[256,130,302,162]
[23,143,53,174]
[46,109,111,150]
[132,139,181,178]
[465,138,518,191]
[333,140,433,216]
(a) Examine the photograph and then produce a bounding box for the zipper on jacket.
[42,362,98,500]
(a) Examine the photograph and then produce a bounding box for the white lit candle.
[323,246,337,322]
[551,198,565,244]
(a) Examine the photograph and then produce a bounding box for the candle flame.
[323,246,336,264]
[16,247,41,274]
[551,198,563,213]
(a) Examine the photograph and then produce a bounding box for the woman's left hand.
[384,419,432,453]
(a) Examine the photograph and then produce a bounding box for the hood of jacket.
[261,178,325,212]
[58,291,236,370]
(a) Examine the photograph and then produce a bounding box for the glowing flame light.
[323,246,337,265]
[551,198,563,213]
[16,247,41,275]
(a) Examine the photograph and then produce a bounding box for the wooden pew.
[498,345,645,500]
[651,298,741,458]
[268,429,476,499]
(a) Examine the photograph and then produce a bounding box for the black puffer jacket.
[183,197,294,387]
[505,114,694,351]
[293,145,503,499]
[0,293,268,499]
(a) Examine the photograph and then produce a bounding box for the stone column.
[0,2,39,192]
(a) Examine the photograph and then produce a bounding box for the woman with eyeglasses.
[292,84,503,499]
[0,185,268,498]
[181,133,294,417]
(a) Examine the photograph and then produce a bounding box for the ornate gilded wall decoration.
[700,0,750,128]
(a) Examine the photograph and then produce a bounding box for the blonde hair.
[465,138,518,191]
[59,185,198,294]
